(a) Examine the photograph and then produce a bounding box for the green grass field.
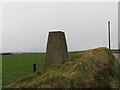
[6,48,120,88]
[2,53,45,86]
[2,48,120,88]
[2,52,76,87]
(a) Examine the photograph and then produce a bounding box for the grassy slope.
[6,47,120,88]
[2,53,45,86]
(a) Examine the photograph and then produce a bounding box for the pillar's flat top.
[49,31,64,33]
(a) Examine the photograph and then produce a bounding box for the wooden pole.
[108,21,111,50]
[33,64,36,72]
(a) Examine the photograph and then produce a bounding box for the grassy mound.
[6,47,120,88]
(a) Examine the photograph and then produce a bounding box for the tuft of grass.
[6,47,120,88]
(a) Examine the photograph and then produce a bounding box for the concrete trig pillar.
[44,31,68,70]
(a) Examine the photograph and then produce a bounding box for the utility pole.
[108,21,111,50]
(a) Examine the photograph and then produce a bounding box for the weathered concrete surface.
[44,31,68,70]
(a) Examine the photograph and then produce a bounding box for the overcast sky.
[0,1,119,53]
